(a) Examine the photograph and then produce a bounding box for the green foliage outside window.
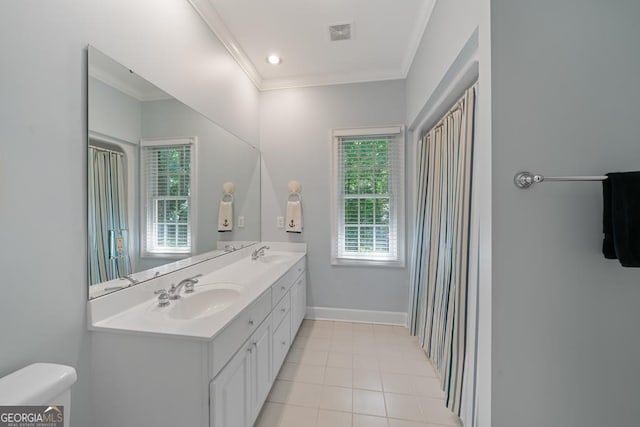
[341,138,391,254]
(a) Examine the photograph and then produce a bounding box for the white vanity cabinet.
[91,253,306,427]
[210,314,272,427]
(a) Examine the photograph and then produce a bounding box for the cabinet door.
[210,341,251,427]
[290,274,306,341]
[273,311,291,376]
[249,315,272,425]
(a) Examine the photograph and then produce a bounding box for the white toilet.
[0,363,77,427]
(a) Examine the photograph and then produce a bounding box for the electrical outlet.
[237,216,245,228]
[277,216,285,229]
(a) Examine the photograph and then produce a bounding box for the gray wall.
[0,1,258,426]
[491,1,640,426]
[405,0,480,126]
[260,80,409,313]
[88,78,142,144]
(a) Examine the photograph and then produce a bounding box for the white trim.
[409,29,479,133]
[186,0,263,89]
[260,70,406,91]
[306,306,407,326]
[333,126,402,137]
[400,0,438,77]
[140,136,197,147]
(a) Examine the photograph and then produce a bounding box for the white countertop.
[88,244,306,341]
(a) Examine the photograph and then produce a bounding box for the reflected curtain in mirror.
[88,146,131,285]
[408,85,476,417]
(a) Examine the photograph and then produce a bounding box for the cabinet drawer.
[271,257,306,307]
[209,290,272,379]
[272,311,291,376]
[272,290,290,330]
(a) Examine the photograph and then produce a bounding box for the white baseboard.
[305,306,407,326]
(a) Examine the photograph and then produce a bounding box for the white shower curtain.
[409,85,476,419]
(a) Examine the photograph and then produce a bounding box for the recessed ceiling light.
[267,54,282,65]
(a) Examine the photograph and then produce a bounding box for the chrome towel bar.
[514,171,608,189]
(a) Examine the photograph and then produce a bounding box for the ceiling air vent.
[328,23,353,42]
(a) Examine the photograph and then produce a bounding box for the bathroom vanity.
[88,243,306,427]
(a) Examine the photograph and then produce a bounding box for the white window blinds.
[140,138,195,256]
[331,127,405,265]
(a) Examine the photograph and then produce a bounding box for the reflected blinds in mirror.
[88,146,131,285]
[141,138,194,255]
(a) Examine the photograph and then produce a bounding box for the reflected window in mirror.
[141,137,197,256]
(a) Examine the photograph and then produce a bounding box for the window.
[140,137,196,256]
[331,127,405,266]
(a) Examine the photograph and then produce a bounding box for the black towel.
[602,171,640,267]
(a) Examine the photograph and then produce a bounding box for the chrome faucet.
[224,244,238,252]
[251,245,270,260]
[105,274,139,291]
[168,274,203,300]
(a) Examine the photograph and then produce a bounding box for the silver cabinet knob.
[248,319,254,325]
[282,341,287,346]
[280,286,286,290]
[281,308,286,312]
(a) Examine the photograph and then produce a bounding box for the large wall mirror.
[87,46,260,299]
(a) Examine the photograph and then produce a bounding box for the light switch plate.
[277,216,284,229]
[237,216,245,228]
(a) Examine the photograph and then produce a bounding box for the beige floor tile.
[352,323,374,333]
[331,338,354,353]
[381,373,415,395]
[353,354,379,370]
[279,404,318,427]
[411,376,444,398]
[324,367,353,387]
[387,419,429,427]
[267,380,294,404]
[319,386,353,412]
[254,402,285,427]
[332,330,354,341]
[353,414,389,427]
[327,352,353,369]
[352,389,387,417]
[373,324,396,334]
[305,337,332,351]
[353,369,382,391]
[286,382,323,407]
[316,409,352,427]
[333,321,354,331]
[392,326,411,336]
[291,336,310,349]
[285,348,304,364]
[299,350,329,366]
[384,393,423,422]
[379,357,414,374]
[277,362,325,384]
[418,397,461,426]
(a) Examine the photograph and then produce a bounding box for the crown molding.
[187,0,263,89]
[400,0,438,78]
[260,69,405,91]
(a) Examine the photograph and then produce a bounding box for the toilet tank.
[0,363,77,427]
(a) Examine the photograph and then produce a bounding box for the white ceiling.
[189,0,435,90]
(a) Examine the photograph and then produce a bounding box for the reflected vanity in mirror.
[87,46,260,299]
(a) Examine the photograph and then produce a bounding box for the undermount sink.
[257,254,290,265]
[167,283,244,320]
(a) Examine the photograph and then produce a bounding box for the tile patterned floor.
[254,320,463,427]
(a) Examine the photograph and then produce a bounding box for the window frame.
[139,137,197,258]
[330,126,405,267]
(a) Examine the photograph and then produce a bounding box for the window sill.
[331,257,405,268]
